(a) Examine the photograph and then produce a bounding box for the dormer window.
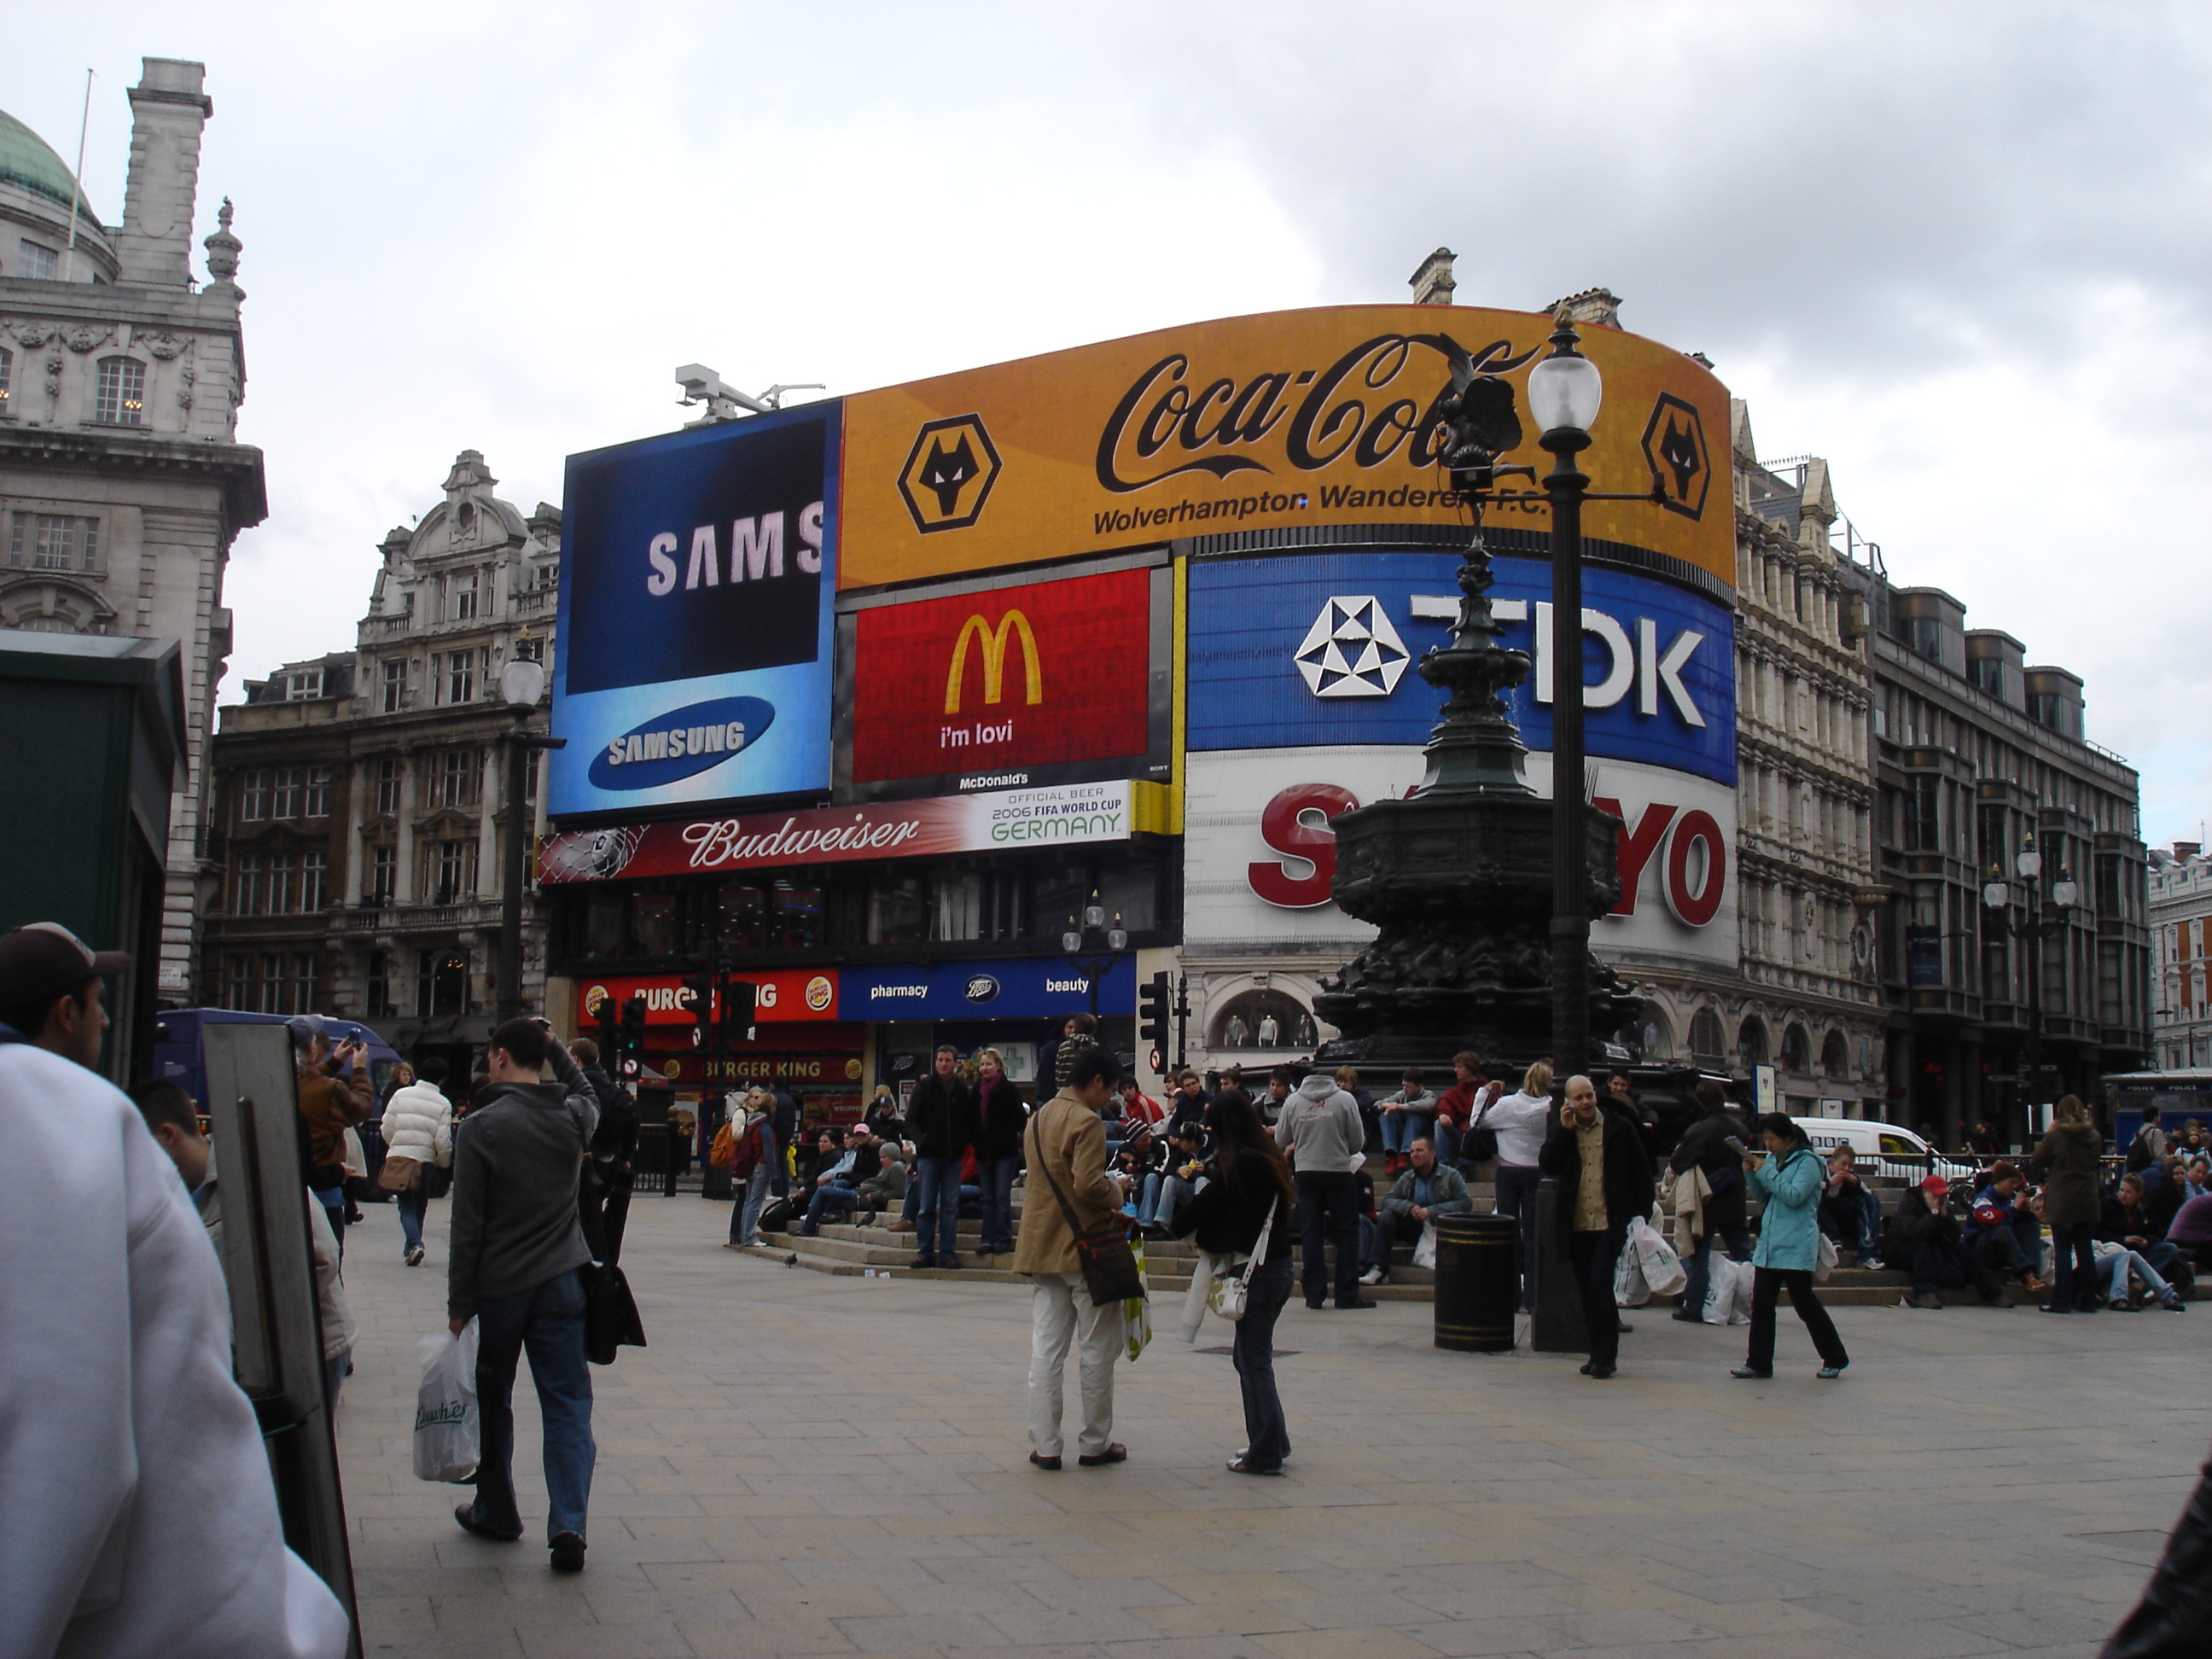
[94,357,146,425]
[285,667,324,700]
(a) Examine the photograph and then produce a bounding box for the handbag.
[1464,1092,1500,1164]
[583,1263,647,1365]
[378,1152,423,1193]
[1030,1115,1147,1306]
[1206,1196,1278,1322]
[1813,1229,1840,1283]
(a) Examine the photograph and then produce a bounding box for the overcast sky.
[13,1,2209,843]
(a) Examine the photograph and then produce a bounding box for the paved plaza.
[336,1194,2209,1659]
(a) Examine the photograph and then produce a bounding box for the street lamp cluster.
[1982,831,2080,1117]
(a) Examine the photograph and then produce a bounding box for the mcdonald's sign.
[846,565,1167,800]
[946,610,1042,713]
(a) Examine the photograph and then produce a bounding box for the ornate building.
[1681,407,1887,1115]
[0,60,265,995]
[2149,841,2212,1071]
[200,452,556,1079]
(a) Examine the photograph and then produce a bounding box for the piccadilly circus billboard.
[549,403,840,818]
[835,304,1732,592]
[838,562,1173,802]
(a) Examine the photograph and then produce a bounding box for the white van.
[1798,1118,1976,1183]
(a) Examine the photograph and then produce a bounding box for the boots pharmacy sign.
[550,402,840,817]
[838,305,1731,591]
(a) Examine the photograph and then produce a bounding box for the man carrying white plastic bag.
[415,1320,480,1483]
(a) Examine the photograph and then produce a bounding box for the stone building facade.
[200,452,556,1078]
[0,60,265,995]
[2149,842,2212,1071]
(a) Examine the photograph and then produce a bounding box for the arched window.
[1738,1016,1770,1067]
[1635,1004,1675,1062]
[424,949,469,1016]
[1821,1030,1850,1079]
[1782,1023,1811,1072]
[1689,1009,1725,1066]
[94,356,146,425]
[1209,988,1314,1051]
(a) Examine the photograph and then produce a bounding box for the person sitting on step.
[1362,1135,1470,1286]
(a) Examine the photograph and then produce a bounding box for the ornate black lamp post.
[493,653,563,1022]
[1061,894,1127,1020]
[1529,323,1607,1081]
[1982,832,2081,1133]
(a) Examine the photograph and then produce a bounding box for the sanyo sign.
[1181,747,1740,971]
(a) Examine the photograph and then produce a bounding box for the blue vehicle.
[151,1008,404,1119]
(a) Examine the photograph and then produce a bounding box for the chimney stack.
[115,58,212,288]
[1409,247,1456,306]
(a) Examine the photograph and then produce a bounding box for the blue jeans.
[398,1186,428,1254]
[1819,1191,1882,1255]
[1359,1213,1389,1272]
[1492,1163,1543,1311]
[1434,1120,1460,1168]
[1381,1109,1435,1155]
[980,1155,1020,1253]
[732,1165,771,1244]
[804,1182,859,1233]
[469,1269,595,1541]
[1232,1258,1295,1470]
[914,1155,961,1262]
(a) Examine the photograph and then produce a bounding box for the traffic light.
[592,992,617,1055]
[1138,971,1171,1055]
[619,994,648,1062]
[683,970,715,1050]
[719,976,758,1048]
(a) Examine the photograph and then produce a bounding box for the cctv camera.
[674,363,725,404]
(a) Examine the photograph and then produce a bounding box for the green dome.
[0,108,102,230]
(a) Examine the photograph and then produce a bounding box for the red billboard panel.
[577,969,841,1026]
[850,567,1153,795]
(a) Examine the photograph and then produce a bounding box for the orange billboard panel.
[840,304,1732,591]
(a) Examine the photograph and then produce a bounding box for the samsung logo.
[587,696,776,792]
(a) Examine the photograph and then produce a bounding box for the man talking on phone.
[448,1017,601,1574]
[1538,1074,1656,1378]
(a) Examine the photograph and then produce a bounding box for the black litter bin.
[1434,1213,1518,1352]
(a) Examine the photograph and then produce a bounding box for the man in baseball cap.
[0,922,130,1069]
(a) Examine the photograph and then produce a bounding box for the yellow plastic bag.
[1124,1237,1153,1360]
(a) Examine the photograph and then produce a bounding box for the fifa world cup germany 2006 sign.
[838,304,1730,593]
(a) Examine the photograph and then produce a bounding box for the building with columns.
[199,451,556,1079]
[0,60,265,996]
[2149,842,2212,1071]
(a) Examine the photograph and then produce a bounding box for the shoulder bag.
[1207,1196,1278,1322]
[1029,1113,1147,1305]
[568,1095,646,1365]
[1464,1093,1500,1164]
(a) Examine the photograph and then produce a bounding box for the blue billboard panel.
[550,405,841,816]
[1186,551,1736,786]
[841,955,1133,1022]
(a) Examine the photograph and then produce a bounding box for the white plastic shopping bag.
[1614,1233,1650,1307]
[1813,1231,1840,1283]
[1703,1256,1753,1325]
[413,1319,480,1483]
[1412,1221,1438,1271]
[1632,1217,1688,1298]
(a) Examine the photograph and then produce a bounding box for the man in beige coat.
[1012,1044,1133,1469]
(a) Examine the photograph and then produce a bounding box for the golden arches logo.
[945,610,1043,713]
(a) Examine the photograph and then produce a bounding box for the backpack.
[727,1120,765,1180]
[707,1120,738,1170]
[2124,1125,2161,1173]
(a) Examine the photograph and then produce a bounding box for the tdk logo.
[587,696,776,791]
[1406,595,1708,726]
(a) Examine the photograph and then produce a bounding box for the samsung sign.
[1186,550,1735,786]
[550,405,840,816]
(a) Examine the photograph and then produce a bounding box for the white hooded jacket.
[381,1080,453,1167]
[0,1039,350,1659]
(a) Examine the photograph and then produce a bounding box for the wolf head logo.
[921,435,979,516]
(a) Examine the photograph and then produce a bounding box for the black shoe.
[1337,1296,1378,1310]
[1616,1318,1634,1334]
[549,1531,585,1573]
[940,1254,963,1270]
[454,1505,521,1542]
[1306,1298,1326,1310]
[1579,1360,1593,1374]
[1586,1364,1616,1378]
[912,1254,938,1270]
[2037,1304,2071,1314]
[1670,1309,1703,1323]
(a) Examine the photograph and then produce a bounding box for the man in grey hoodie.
[448,1016,599,1574]
[1275,1069,1374,1310]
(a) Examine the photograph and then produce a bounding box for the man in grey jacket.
[448,1017,598,1573]
[1275,1069,1374,1310]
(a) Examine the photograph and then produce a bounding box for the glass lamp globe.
[2052,876,2080,909]
[500,656,546,707]
[1982,881,2011,911]
[1528,352,1604,437]
[2016,845,2042,880]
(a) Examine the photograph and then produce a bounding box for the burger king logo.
[806,975,834,1012]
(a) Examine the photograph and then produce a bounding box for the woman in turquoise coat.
[1733,1112,1850,1380]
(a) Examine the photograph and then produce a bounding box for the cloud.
[7,0,2207,835]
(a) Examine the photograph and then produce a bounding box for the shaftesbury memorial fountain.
[1313,327,1642,1080]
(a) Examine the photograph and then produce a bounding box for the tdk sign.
[587,696,776,791]
[1187,550,1736,787]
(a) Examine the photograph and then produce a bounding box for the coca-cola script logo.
[1093,333,1539,495]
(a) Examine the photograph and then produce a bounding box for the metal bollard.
[1433,1213,1517,1352]
[1529,1178,1589,1353]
